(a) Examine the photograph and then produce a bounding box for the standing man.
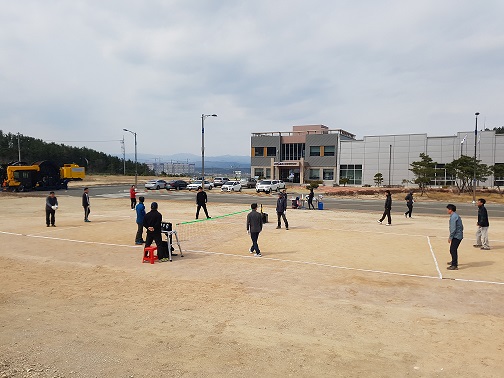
[475,198,490,250]
[135,196,146,245]
[307,187,315,210]
[276,191,289,230]
[247,203,263,257]
[129,185,137,210]
[446,204,464,270]
[82,187,91,222]
[404,190,414,218]
[45,191,58,227]
[377,190,392,226]
[195,186,211,219]
[143,202,169,262]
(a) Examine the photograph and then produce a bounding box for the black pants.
[449,238,462,267]
[83,206,90,221]
[277,212,289,228]
[135,223,144,243]
[405,204,413,217]
[130,198,137,209]
[308,198,315,210]
[379,209,391,224]
[250,232,261,254]
[45,208,55,226]
[145,232,167,259]
[196,204,210,219]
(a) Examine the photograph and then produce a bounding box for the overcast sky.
[1,1,503,160]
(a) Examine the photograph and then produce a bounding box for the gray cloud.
[1,0,503,159]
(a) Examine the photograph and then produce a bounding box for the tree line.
[0,130,154,175]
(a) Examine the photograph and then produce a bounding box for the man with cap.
[143,202,169,261]
[276,191,289,230]
[135,196,146,245]
[377,190,392,226]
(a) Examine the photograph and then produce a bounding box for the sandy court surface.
[1,193,503,377]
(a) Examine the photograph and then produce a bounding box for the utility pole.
[17,133,21,162]
[121,136,126,175]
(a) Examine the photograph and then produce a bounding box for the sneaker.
[249,249,254,254]
[404,213,407,218]
[161,258,170,262]
[447,265,458,270]
[286,227,289,230]
[46,225,50,227]
[51,224,56,227]
[385,223,391,226]
[377,220,382,224]
[135,242,143,245]
[473,244,482,248]
[481,247,491,250]
[276,226,281,229]
[207,217,212,219]
[254,253,262,257]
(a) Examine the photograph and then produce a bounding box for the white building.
[251,125,504,186]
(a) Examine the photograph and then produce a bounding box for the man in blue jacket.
[135,196,146,245]
[446,204,464,270]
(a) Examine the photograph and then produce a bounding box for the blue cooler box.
[318,201,324,210]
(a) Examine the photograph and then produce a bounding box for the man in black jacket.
[45,191,58,227]
[377,190,392,226]
[404,191,414,218]
[247,203,263,257]
[143,202,168,261]
[475,198,490,250]
[276,191,289,230]
[195,186,211,219]
[82,187,91,222]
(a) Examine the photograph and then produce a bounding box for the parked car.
[221,181,242,192]
[165,180,188,190]
[144,179,168,190]
[240,177,257,188]
[187,180,214,190]
[255,180,279,193]
[213,177,230,187]
[276,180,286,190]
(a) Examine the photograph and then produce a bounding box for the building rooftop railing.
[252,129,355,139]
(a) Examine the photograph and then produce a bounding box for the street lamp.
[201,114,217,182]
[472,112,480,204]
[123,128,138,187]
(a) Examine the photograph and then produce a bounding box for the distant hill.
[121,152,251,169]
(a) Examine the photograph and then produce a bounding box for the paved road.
[55,185,504,219]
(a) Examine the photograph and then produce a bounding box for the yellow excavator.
[3,161,85,192]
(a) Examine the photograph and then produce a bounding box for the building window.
[254,147,265,157]
[323,146,335,156]
[309,169,320,180]
[431,164,455,186]
[265,168,271,178]
[281,143,305,160]
[266,147,276,157]
[309,146,320,156]
[323,169,334,180]
[495,163,504,187]
[254,168,264,178]
[339,164,362,185]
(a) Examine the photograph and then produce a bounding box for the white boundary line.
[0,230,139,249]
[184,249,504,286]
[427,236,442,279]
[2,230,503,286]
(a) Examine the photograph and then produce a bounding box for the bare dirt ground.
[1,178,503,377]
